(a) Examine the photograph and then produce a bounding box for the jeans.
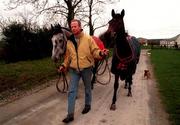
[67,67,92,115]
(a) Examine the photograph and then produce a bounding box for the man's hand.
[57,65,66,73]
[102,49,109,56]
[100,49,109,57]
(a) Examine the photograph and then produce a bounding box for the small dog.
[144,70,150,79]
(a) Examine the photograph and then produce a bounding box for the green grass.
[0,57,58,100]
[150,49,180,125]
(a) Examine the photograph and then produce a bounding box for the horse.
[50,24,106,89]
[51,24,73,63]
[100,9,141,110]
[51,24,75,92]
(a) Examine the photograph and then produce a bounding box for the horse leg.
[91,62,98,89]
[126,75,133,97]
[91,69,96,89]
[124,79,128,89]
[110,74,119,110]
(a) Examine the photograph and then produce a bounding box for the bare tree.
[80,0,119,35]
[5,0,119,32]
[84,0,107,35]
[7,0,84,28]
[0,17,16,32]
[17,7,38,29]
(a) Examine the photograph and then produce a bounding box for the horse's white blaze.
[51,33,66,61]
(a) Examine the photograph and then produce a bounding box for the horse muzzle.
[51,56,58,63]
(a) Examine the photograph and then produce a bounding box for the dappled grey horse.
[51,24,73,62]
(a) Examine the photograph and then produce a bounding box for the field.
[150,49,180,125]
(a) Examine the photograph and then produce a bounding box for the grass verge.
[150,49,180,125]
[0,57,58,101]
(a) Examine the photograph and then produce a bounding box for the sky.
[103,0,180,39]
[0,0,180,39]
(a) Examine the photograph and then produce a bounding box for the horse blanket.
[111,36,140,80]
[92,36,105,50]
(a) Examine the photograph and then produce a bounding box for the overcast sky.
[104,0,180,39]
[1,0,180,39]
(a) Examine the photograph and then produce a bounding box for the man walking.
[59,19,108,123]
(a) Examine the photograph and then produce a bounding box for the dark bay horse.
[100,9,141,110]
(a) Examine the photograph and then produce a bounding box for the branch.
[94,23,108,31]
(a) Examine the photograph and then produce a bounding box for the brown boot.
[62,114,74,123]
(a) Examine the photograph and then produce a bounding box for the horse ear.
[58,23,61,28]
[111,9,115,18]
[51,24,54,30]
[121,9,125,17]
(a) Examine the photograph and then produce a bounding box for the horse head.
[51,24,68,63]
[99,9,127,48]
[107,9,125,37]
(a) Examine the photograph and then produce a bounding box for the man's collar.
[75,31,84,38]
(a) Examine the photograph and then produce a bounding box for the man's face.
[71,21,81,35]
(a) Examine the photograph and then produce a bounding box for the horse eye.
[55,40,60,47]
[55,42,57,48]
[55,40,58,45]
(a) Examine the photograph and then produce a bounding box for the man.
[59,19,109,123]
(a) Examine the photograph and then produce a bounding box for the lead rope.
[54,56,69,93]
[56,71,69,93]
[94,36,113,85]
[95,55,111,85]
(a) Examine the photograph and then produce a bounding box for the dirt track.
[0,50,170,125]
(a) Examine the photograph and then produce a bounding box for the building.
[175,35,180,48]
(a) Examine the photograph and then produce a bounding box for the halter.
[61,29,68,55]
[115,36,134,63]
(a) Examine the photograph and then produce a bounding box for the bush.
[1,22,52,63]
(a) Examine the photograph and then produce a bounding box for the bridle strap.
[114,36,134,64]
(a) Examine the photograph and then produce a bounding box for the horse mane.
[61,27,71,32]
[98,31,114,48]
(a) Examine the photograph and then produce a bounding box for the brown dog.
[144,70,150,79]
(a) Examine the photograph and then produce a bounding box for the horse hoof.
[91,79,95,84]
[110,104,116,110]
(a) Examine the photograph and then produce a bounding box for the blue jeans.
[67,67,92,115]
